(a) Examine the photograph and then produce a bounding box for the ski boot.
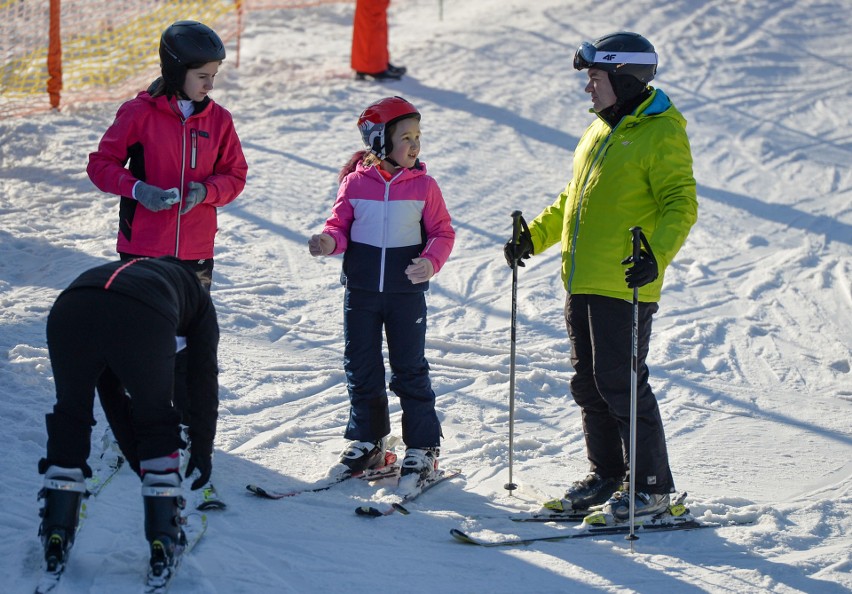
[338,437,389,473]
[38,466,87,571]
[601,489,671,522]
[141,471,186,579]
[542,473,623,513]
[400,447,440,482]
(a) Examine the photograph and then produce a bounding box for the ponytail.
[338,150,380,184]
[338,150,365,184]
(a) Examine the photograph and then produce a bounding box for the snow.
[1,0,850,592]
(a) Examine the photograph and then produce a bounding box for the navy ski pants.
[564,293,674,494]
[342,288,441,448]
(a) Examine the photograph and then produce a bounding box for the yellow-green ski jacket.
[528,88,698,302]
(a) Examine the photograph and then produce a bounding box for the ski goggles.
[573,41,658,71]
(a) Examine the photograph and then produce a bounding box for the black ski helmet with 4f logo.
[573,31,657,83]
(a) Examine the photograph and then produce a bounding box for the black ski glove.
[621,250,658,288]
[185,450,212,490]
[126,455,141,477]
[503,224,533,268]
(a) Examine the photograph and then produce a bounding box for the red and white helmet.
[357,96,421,160]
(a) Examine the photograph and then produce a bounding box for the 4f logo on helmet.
[572,33,658,83]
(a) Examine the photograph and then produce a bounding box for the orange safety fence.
[1,0,353,118]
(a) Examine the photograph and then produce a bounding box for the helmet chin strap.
[383,157,420,170]
[609,73,646,104]
[607,74,650,112]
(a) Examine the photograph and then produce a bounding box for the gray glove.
[134,182,179,212]
[181,181,207,215]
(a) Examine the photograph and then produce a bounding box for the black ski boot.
[38,466,86,571]
[542,472,623,513]
[141,471,186,578]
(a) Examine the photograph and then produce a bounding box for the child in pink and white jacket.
[308,96,454,485]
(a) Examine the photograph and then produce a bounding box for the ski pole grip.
[511,210,523,244]
[630,226,642,261]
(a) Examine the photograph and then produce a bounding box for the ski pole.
[504,210,523,493]
[627,226,642,546]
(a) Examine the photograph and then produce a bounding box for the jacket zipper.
[175,118,188,257]
[567,122,619,291]
[378,169,405,292]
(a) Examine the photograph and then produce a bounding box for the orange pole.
[47,0,63,109]
[235,0,242,68]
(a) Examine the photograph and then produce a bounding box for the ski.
[506,499,605,523]
[508,509,590,522]
[451,493,753,547]
[193,481,226,511]
[86,452,126,497]
[35,561,67,594]
[178,432,227,511]
[508,490,689,523]
[143,512,207,594]
[246,452,400,500]
[450,516,729,547]
[355,468,462,517]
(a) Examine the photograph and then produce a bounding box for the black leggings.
[43,289,181,475]
[116,253,214,422]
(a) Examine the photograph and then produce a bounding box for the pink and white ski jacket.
[323,161,454,293]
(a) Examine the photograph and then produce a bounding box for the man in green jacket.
[505,32,698,523]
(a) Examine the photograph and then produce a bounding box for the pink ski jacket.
[88,91,247,260]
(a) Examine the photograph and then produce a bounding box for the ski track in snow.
[1,0,850,592]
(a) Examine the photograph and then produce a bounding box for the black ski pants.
[44,289,182,476]
[564,293,674,494]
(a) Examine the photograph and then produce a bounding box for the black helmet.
[573,31,657,84]
[159,21,225,95]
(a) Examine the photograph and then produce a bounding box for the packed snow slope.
[0,0,850,592]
